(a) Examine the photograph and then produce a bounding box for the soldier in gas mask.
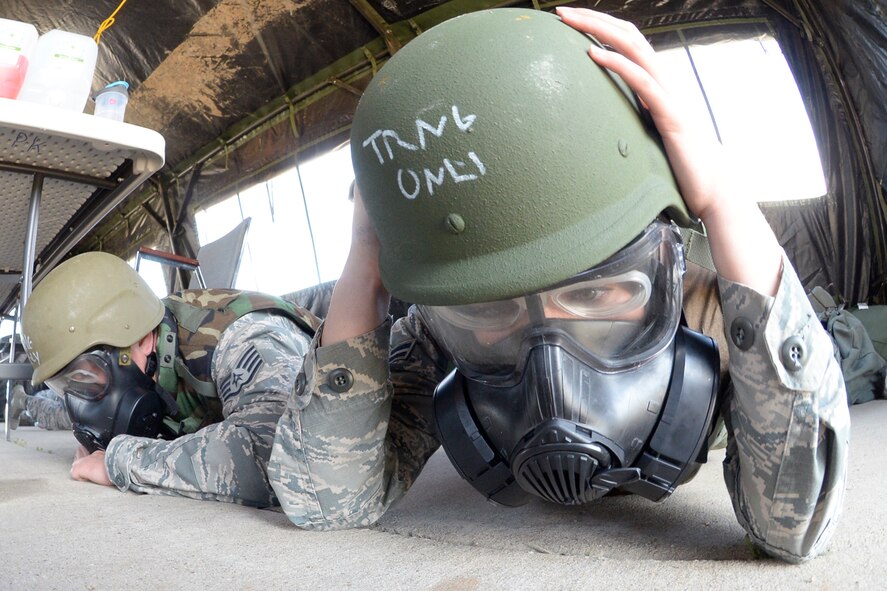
[22,251,319,507]
[268,7,848,562]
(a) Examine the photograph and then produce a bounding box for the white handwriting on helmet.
[361,105,486,200]
[21,333,39,366]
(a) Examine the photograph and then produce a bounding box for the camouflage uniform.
[269,253,850,563]
[24,389,73,430]
[105,290,316,507]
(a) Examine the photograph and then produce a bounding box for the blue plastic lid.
[95,80,129,99]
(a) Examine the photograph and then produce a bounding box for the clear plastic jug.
[0,18,38,99]
[17,29,98,112]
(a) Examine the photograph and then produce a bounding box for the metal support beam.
[21,173,43,309]
[0,161,117,190]
[175,164,203,234]
[141,202,167,230]
[156,180,177,246]
[348,0,401,56]
[328,77,363,97]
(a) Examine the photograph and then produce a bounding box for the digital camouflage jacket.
[157,289,321,435]
[268,253,850,563]
[105,290,317,506]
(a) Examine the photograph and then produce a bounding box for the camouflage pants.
[105,312,312,507]
[27,389,73,431]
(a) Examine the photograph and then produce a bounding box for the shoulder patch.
[218,345,264,402]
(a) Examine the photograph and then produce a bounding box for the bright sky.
[196,145,355,295]
[657,35,826,202]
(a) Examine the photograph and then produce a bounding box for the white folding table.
[0,98,165,440]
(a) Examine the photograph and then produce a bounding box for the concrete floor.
[1,401,885,590]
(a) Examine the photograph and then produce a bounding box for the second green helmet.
[351,8,692,306]
[21,252,165,385]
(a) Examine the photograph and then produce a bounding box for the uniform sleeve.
[719,252,850,563]
[26,389,73,431]
[269,308,446,530]
[105,313,311,507]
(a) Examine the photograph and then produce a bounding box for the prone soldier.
[267,7,849,563]
[21,252,319,506]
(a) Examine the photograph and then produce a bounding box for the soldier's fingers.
[587,45,680,135]
[70,459,87,481]
[556,7,661,85]
[557,6,638,36]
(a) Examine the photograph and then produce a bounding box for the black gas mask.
[420,221,722,506]
[45,346,178,453]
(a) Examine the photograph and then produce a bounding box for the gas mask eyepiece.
[420,221,686,386]
[46,347,173,453]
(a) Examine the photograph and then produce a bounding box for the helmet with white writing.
[350,8,693,305]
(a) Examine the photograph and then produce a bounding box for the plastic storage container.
[0,18,38,99]
[94,80,129,121]
[17,29,98,112]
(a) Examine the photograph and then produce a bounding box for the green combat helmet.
[21,252,165,385]
[350,8,693,306]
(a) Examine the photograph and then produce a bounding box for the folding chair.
[135,217,251,290]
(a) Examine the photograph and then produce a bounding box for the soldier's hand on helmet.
[321,183,390,346]
[349,183,381,265]
[351,185,379,258]
[70,447,112,486]
[557,7,783,296]
[556,7,719,219]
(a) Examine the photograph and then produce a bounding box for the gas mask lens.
[437,271,652,331]
[551,271,652,319]
[435,299,525,331]
[45,350,111,400]
[420,221,684,384]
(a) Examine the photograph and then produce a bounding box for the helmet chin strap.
[127,342,179,419]
[145,351,158,378]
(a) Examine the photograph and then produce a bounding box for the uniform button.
[780,336,806,372]
[292,372,306,396]
[328,368,354,393]
[730,317,755,351]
